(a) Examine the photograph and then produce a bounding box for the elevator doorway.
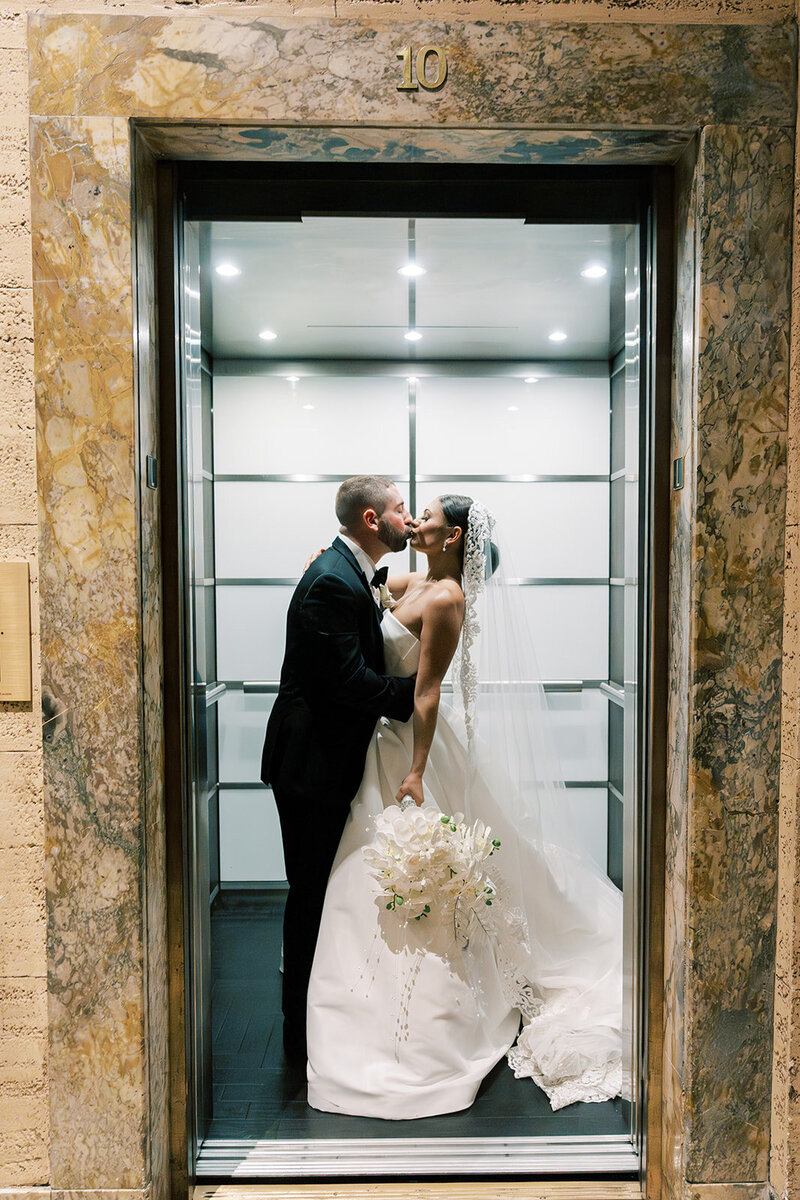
[165,164,668,1181]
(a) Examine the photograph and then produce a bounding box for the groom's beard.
[376,516,409,554]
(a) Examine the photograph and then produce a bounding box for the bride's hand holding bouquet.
[396,771,425,808]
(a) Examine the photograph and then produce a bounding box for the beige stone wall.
[0,4,46,1189]
[0,0,798,1196]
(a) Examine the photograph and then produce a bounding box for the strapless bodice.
[381,609,420,677]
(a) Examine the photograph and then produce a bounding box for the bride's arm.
[386,570,420,600]
[395,582,464,807]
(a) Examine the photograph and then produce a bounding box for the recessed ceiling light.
[406,376,418,384]
[548,330,568,343]
[258,329,278,341]
[216,263,241,277]
[286,375,300,383]
[404,330,423,342]
[524,376,539,384]
[581,264,607,279]
[398,264,426,277]
[303,404,315,410]
[507,405,519,412]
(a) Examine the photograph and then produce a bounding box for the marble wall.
[663,134,699,1196]
[31,112,149,1190]
[664,121,793,1197]
[687,124,790,1182]
[130,133,169,1200]
[0,2,796,1199]
[26,16,796,127]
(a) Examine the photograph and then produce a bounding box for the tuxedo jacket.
[261,537,416,804]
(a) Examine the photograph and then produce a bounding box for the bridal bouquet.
[364,805,502,947]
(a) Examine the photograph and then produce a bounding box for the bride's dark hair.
[438,494,500,576]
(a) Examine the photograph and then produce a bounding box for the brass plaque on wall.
[0,562,32,702]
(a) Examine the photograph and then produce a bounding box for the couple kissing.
[261,474,624,1120]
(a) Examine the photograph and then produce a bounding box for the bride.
[306,495,623,1119]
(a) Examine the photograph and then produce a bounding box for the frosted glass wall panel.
[545,690,608,782]
[416,482,608,578]
[515,587,608,680]
[219,691,273,783]
[416,376,610,476]
[563,788,608,873]
[438,587,607,682]
[216,586,293,681]
[219,789,285,882]
[216,481,411,578]
[213,375,408,475]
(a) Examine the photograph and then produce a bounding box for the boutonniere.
[378,582,396,610]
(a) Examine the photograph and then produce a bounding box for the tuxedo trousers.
[273,781,354,1058]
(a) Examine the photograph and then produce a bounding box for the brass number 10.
[397,44,448,92]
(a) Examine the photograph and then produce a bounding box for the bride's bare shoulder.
[422,577,464,615]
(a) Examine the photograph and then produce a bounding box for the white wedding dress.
[306,608,623,1118]
[307,610,520,1119]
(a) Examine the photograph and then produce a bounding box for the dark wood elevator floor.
[207,890,630,1141]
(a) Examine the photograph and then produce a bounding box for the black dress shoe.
[283,1028,307,1064]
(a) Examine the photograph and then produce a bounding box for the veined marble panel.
[137,122,693,165]
[30,115,147,1190]
[131,133,168,1200]
[28,16,796,129]
[663,134,699,1200]
[683,126,791,1181]
[696,128,792,439]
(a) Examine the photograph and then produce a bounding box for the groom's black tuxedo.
[261,537,415,1059]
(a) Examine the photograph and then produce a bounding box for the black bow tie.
[370,567,388,588]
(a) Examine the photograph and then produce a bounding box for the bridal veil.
[449,501,624,1110]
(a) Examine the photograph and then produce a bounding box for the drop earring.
[442,540,448,552]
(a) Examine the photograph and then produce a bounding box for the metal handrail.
[193,682,227,706]
[239,679,601,695]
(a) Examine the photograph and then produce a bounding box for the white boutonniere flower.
[378,582,396,610]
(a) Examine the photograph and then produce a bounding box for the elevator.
[161,163,670,1181]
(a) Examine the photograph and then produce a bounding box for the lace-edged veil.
[449,500,625,1111]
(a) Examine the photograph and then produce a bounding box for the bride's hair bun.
[488,540,500,577]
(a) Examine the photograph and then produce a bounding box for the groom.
[261,475,416,1062]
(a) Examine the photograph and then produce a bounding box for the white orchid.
[365,805,503,945]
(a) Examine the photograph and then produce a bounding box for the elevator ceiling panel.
[206,218,618,361]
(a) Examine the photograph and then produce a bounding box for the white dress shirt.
[337,533,381,605]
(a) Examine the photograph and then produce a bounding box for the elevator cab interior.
[166,163,667,1181]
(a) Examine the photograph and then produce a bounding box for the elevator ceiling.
[204,218,622,362]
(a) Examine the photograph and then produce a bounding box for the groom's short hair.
[336,475,395,530]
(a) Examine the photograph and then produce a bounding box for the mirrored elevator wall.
[190,219,638,909]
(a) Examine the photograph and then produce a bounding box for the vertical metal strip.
[407,217,418,568]
[407,217,417,355]
[408,375,417,570]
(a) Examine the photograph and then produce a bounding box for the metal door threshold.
[196,1133,638,1177]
